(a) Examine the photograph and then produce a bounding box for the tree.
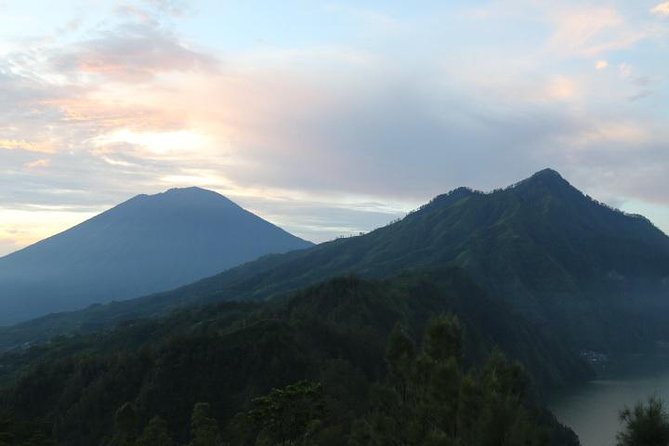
[616,396,669,446]
[480,349,530,400]
[112,402,138,446]
[137,416,173,446]
[355,316,465,445]
[189,403,222,446]
[385,324,416,406]
[0,413,14,446]
[354,315,549,446]
[0,411,55,446]
[423,315,463,363]
[235,380,325,445]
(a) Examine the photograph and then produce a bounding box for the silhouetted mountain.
[0,187,312,325]
[3,169,669,353]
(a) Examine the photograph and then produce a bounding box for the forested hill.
[0,270,587,445]
[0,187,312,325]
[4,168,667,353]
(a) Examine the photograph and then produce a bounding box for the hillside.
[2,169,669,352]
[0,270,586,445]
[0,187,312,325]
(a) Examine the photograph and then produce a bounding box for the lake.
[550,352,669,446]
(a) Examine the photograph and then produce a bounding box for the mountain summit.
[525,167,566,181]
[0,187,312,325]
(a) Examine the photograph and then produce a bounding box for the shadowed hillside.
[0,270,587,445]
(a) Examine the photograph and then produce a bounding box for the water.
[550,353,669,446]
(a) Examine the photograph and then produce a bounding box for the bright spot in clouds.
[0,208,97,256]
[23,159,51,170]
[0,139,56,154]
[545,76,578,101]
[651,2,669,17]
[93,129,213,157]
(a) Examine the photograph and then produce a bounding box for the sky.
[0,0,668,255]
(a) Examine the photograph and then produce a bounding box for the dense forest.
[0,270,587,445]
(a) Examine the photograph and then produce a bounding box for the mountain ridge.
[0,187,313,325]
[2,169,669,353]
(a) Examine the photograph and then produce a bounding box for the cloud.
[562,121,651,148]
[619,62,634,79]
[140,67,584,199]
[545,75,578,101]
[0,207,96,257]
[324,3,402,31]
[49,23,216,82]
[23,158,51,170]
[142,0,189,17]
[0,139,55,154]
[1,0,669,252]
[115,0,190,24]
[548,6,649,57]
[651,2,669,17]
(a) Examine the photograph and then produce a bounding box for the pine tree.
[113,402,138,446]
[189,403,222,446]
[137,416,174,446]
[354,315,548,446]
[616,396,669,446]
[235,380,325,445]
[0,413,14,446]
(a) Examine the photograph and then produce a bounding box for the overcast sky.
[0,0,668,255]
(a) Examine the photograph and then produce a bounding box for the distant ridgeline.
[0,187,312,325]
[3,169,668,354]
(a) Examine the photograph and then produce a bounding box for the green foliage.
[386,325,416,392]
[0,413,12,446]
[0,412,54,446]
[137,416,173,446]
[112,402,138,446]
[0,272,584,445]
[351,316,556,446]
[616,396,669,446]
[424,315,463,363]
[232,380,325,445]
[189,403,222,446]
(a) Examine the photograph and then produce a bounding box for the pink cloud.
[23,158,51,170]
[0,139,55,154]
[651,2,669,17]
[548,7,648,57]
[50,23,216,82]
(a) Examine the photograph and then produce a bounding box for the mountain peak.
[126,186,239,210]
[164,186,210,195]
[160,186,224,199]
[531,168,564,180]
[512,168,575,195]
